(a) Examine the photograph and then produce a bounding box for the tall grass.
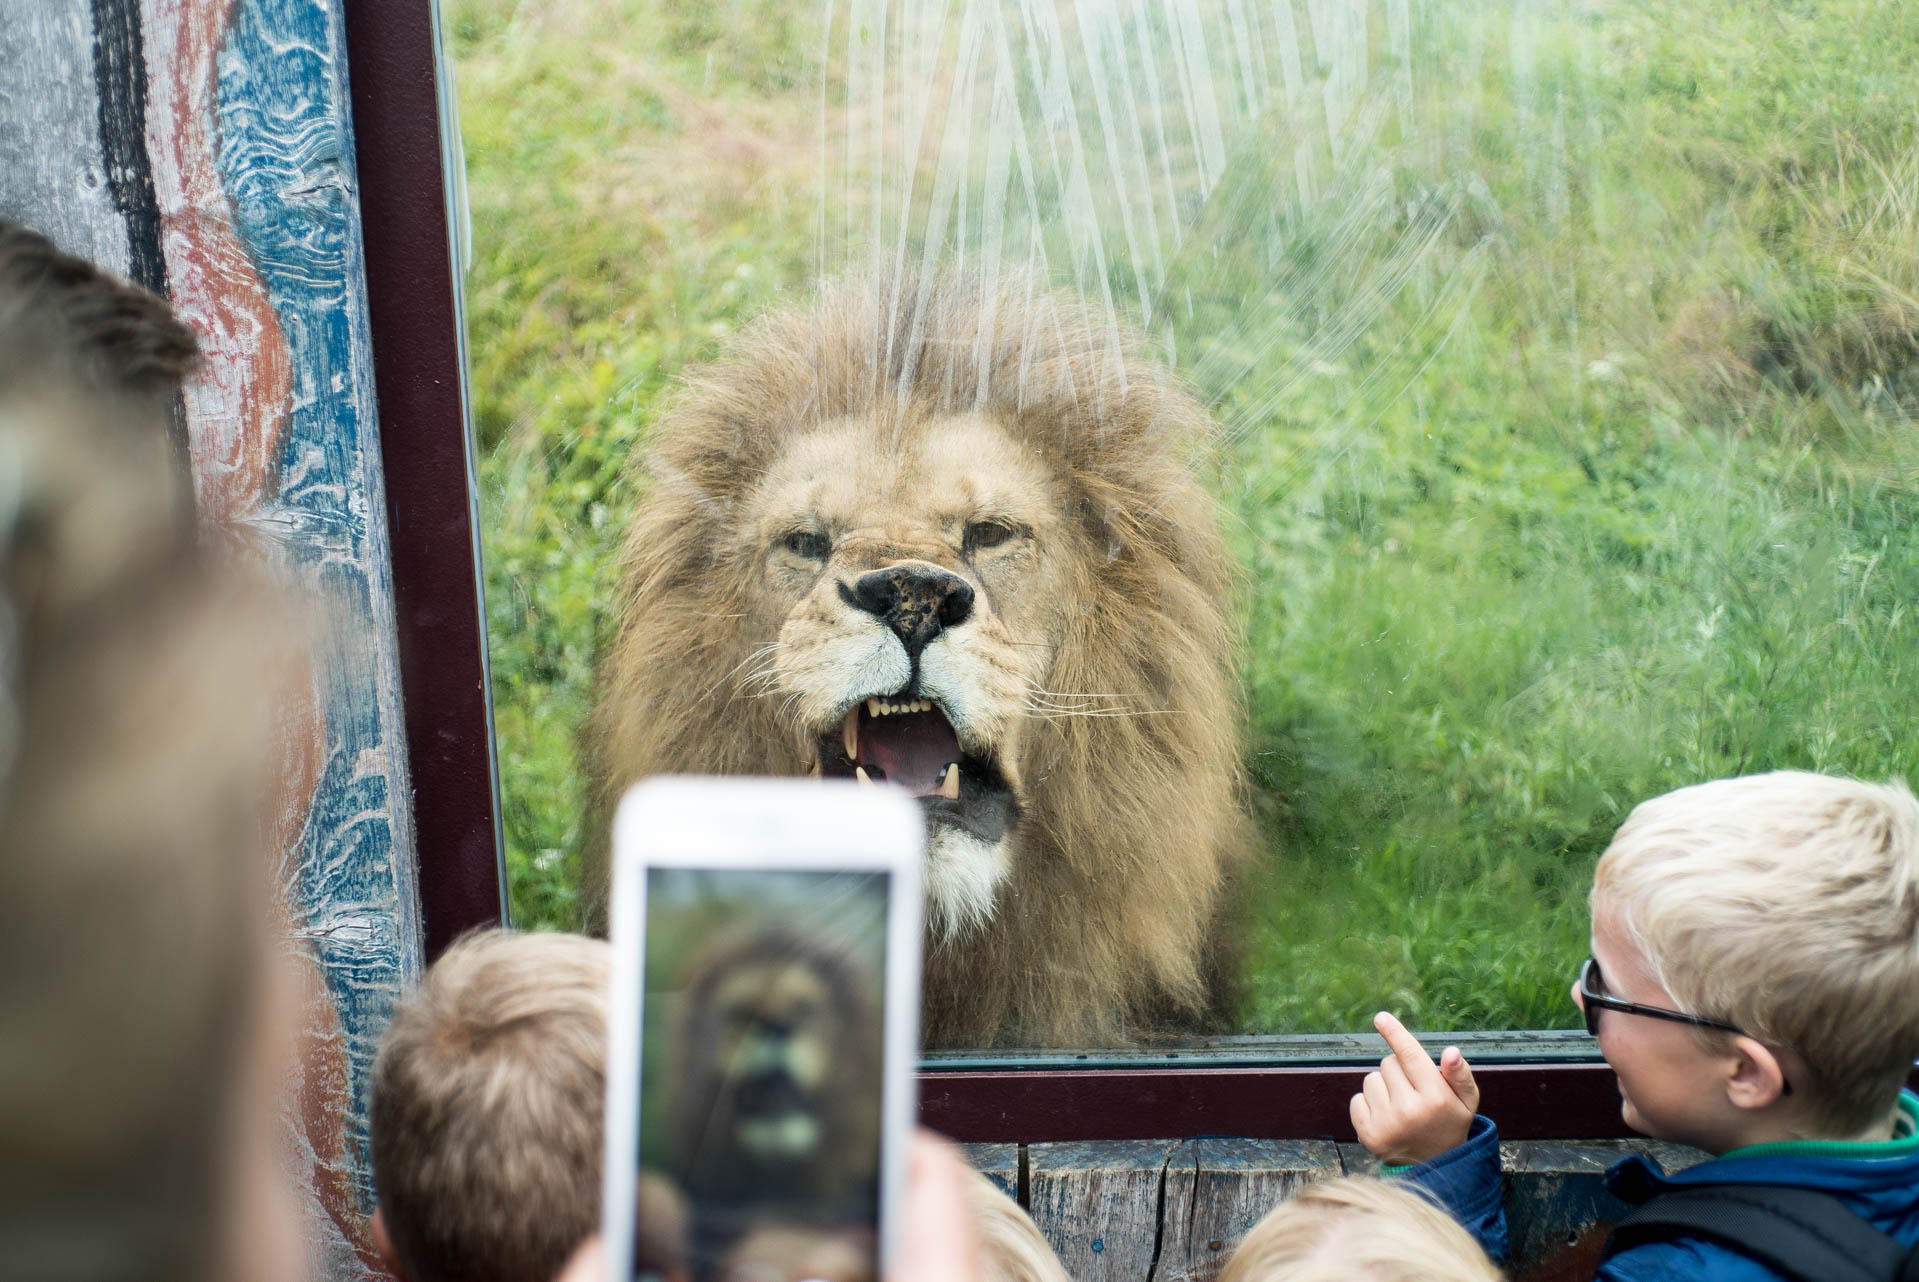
[453,0,1919,1033]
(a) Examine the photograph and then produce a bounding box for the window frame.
[345,0,506,959]
[350,0,1919,1147]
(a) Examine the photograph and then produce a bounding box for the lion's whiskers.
[1016,679,1164,719]
[1020,701,1183,720]
[726,643,794,707]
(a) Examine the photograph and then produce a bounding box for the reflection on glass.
[458,0,1919,1041]
[638,869,887,1281]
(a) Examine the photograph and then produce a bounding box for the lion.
[665,928,882,1274]
[667,930,882,1205]
[589,273,1253,1047]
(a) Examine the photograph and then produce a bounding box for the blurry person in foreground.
[0,220,301,1282]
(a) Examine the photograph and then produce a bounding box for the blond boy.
[1351,771,1919,1280]
[369,930,612,1282]
[1218,1177,1500,1282]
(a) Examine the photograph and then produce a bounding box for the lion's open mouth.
[818,696,1016,842]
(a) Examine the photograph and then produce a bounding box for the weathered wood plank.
[1502,1139,1707,1282]
[964,1142,1021,1201]
[0,4,136,273]
[1336,1140,1376,1176]
[190,2,423,1275]
[1017,1135,1715,1282]
[1027,1140,1179,1282]
[1157,1139,1341,1282]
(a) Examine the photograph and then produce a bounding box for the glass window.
[451,0,1919,1049]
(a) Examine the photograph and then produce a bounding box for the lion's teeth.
[843,708,858,761]
[808,760,822,779]
[938,764,960,799]
[855,765,874,785]
[861,697,934,719]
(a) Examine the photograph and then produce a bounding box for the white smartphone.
[601,777,924,1282]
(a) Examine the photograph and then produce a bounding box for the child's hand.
[1349,1011,1480,1166]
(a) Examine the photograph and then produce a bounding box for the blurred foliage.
[452,0,1919,1033]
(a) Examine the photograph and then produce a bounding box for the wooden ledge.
[964,1136,1708,1282]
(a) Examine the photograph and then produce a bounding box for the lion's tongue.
[860,711,960,795]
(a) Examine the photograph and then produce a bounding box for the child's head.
[965,1170,1069,1282]
[369,929,612,1282]
[1218,1176,1500,1282]
[1591,771,1919,1138]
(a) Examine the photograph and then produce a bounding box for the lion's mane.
[590,274,1253,1046]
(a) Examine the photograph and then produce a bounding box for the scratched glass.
[451,0,1919,1053]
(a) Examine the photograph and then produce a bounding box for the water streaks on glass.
[455,0,1919,1036]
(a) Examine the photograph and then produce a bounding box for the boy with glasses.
[1347,770,1919,1280]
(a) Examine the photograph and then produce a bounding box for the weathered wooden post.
[1,2,496,1276]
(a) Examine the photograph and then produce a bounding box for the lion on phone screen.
[591,274,1253,1046]
[665,928,881,1271]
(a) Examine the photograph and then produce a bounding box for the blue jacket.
[1402,1092,1919,1281]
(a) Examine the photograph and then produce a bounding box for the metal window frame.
[343,0,506,959]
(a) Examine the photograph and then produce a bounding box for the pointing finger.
[1374,1010,1442,1089]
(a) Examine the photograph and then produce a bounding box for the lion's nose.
[841,564,974,655]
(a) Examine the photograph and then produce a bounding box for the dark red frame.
[344,0,1919,1147]
[921,1062,1636,1142]
[343,0,507,958]
[922,1063,1919,1143]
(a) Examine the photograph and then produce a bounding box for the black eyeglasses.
[1576,958,1791,1094]
[1577,957,1747,1038]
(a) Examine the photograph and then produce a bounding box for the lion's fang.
[843,708,859,761]
[855,766,875,785]
[938,764,961,799]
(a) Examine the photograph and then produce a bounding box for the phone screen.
[634,867,890,1282]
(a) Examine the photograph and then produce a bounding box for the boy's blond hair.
[1218,1176,1500,1282]
[1594,771,1919,1134]
[370,929,611,1282]
[966,1171,1069,1282]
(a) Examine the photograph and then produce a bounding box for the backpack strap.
[1602,1184,1919,1282]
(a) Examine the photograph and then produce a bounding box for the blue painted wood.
[210,0,423,1268]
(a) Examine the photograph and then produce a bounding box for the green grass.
[453,0,1919,1034]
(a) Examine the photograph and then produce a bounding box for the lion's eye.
[780,529,831,560]
[963,519,1019,554]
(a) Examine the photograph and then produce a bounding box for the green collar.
[1720,1091,1919,1162]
